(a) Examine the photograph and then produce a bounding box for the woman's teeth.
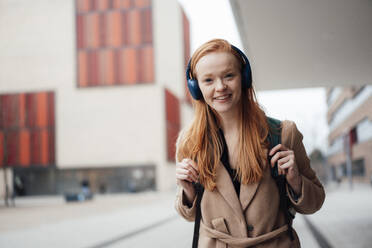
[215,95,230,100]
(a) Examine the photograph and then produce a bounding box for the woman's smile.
[213,94,232,102]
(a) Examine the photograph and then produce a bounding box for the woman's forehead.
[195,52,240,76]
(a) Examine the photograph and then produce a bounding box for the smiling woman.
[175,39,325,248]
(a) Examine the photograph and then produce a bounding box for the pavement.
[0,182,371,248]
[303,182,372,248]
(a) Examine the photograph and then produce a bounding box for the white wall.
[153,0,185,99]
[0,0,76,89]
[58,85,165,168]
[152,0,195,190]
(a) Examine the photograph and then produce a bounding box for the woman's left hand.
[269,144,302,195]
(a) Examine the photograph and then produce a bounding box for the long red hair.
[176,39,269,191]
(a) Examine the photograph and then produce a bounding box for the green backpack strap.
[267,117,282,178]
[266,116,295,241]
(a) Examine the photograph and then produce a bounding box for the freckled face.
[195,52,242,115]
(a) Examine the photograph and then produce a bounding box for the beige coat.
[175,120,325,248]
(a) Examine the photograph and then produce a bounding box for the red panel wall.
[165,89,180,162]
[0,92,55,168]
[76,0,154,87]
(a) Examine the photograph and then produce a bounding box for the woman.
[175,39,325,248]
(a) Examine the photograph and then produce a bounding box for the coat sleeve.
[281,120,325,214]
[174,128,197,222]
[175,186,197,222]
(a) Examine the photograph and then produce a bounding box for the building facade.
[0,0,192,196]
[326,86,372,183]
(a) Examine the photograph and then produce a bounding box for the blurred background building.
[0,0,192,197]
[326,86,372,183]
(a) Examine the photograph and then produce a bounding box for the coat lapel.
[240,179,261,212]
[215,162,245,221]
[240,148,268,211]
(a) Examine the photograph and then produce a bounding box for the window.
[352,159,365,176]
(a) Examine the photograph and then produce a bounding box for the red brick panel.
[19,130,30,167]
[114,51,121,85]
[97,0,110,10]
[49,129,55,165]
[77,0,91,12]
[0,97,3,129]
[100,50,116,85]
[0,92,55,167]
[19,94,26,127]
[5,131,18,166]
[141,8,152,44]
[88,51,100,86]
[121,11,130,45]
[76,0,154,87]
[106,11,122,47]
[90,0,98,11]
[120,0,133,9]
[86,13,100,49]
[30,130,40,165]
[78,51,88,87]
[120,48,138,84]
[135,0,151,8]
[76,15,85,49]
[40,129,49,166]
[47,93,55,126]
[36,93,48,128]
[26,94,37,128]
[99,13,107,47]
[0,132,4,167]
[129,9,141,45]
[165,89,181,162]
[1,95,19,128]
[139,46,154,83]
[111,0,120,8]
[166,91,180,123]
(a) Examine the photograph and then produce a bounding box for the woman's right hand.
[176,158,199,205]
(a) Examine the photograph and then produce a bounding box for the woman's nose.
[216,78,227,91]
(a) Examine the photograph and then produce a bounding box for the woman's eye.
[204,78,213,83]
[225,73,234,78]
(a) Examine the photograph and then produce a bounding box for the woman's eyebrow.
[199,73,213,78]
[222,66,235,73]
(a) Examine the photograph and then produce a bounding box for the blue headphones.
[185,45,252,100]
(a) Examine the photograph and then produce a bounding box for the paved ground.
[304,183,372,248]
[0,183,371,248]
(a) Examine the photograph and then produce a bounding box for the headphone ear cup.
[230,45,252,89]
[242,66,252,89]
[187,78,203,100]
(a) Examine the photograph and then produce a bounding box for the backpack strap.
[192,182,204,248]
[266,117,295,241]
[266,117,282,178]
